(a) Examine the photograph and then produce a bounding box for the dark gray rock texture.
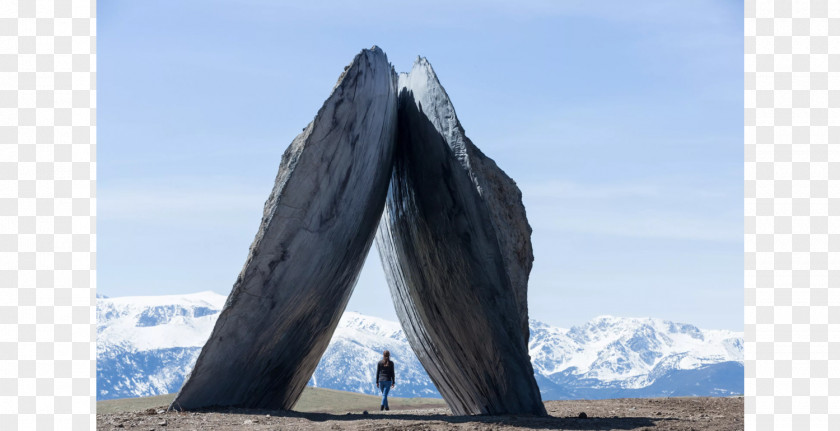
[374,58,546,416]
[170,47,398,411]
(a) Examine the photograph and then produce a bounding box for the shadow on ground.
[182,407,670,430]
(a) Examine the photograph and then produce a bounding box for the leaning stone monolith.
[170,47,398,411]
[375,57,546,416]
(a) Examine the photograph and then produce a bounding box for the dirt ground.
[96,389,448,415]
[97,396,743,430]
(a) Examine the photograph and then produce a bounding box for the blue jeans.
[378,380,391,408]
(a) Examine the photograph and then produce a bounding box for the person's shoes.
[380,405,384,411]
[385,406,389,411]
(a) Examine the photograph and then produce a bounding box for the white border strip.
[746,0,840,430]
[0,0,95,430]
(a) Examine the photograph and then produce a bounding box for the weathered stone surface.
[169,49,544,415]
[374,57,546,416]
[170,47,398,411]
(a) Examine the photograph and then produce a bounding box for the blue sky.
[98,0,744,330]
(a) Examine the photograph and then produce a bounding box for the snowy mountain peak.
[338,311,405,340]
[97,293,743,401]
[100,291,226,309]
[97,291,227,353]
[529,315,742,388]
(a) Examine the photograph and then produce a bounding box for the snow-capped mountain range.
[96,292,743,401]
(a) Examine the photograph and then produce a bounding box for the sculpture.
[170,47,545,416]
[375,58,546,415]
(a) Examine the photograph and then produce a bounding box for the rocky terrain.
[97,396,744,430]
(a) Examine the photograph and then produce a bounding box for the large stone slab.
[375,57,546,416]
[170,47,398,411]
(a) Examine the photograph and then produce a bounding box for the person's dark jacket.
[376,360,395,385]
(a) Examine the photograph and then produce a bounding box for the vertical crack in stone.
[170,46,398,411]
[169,49,544,415]
[375,57,546,416]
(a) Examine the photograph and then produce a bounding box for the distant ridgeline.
[96,293,743,401]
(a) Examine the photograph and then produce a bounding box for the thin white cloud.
[99,180,267,222]
[528,209,740,243]
[520,180,741,242]
[520,180,732,201]
[522,181,661,200]
[99,178,739,242]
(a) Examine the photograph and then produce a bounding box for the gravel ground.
[97,396,743,430]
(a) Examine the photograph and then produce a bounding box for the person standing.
[375,350,395,411]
